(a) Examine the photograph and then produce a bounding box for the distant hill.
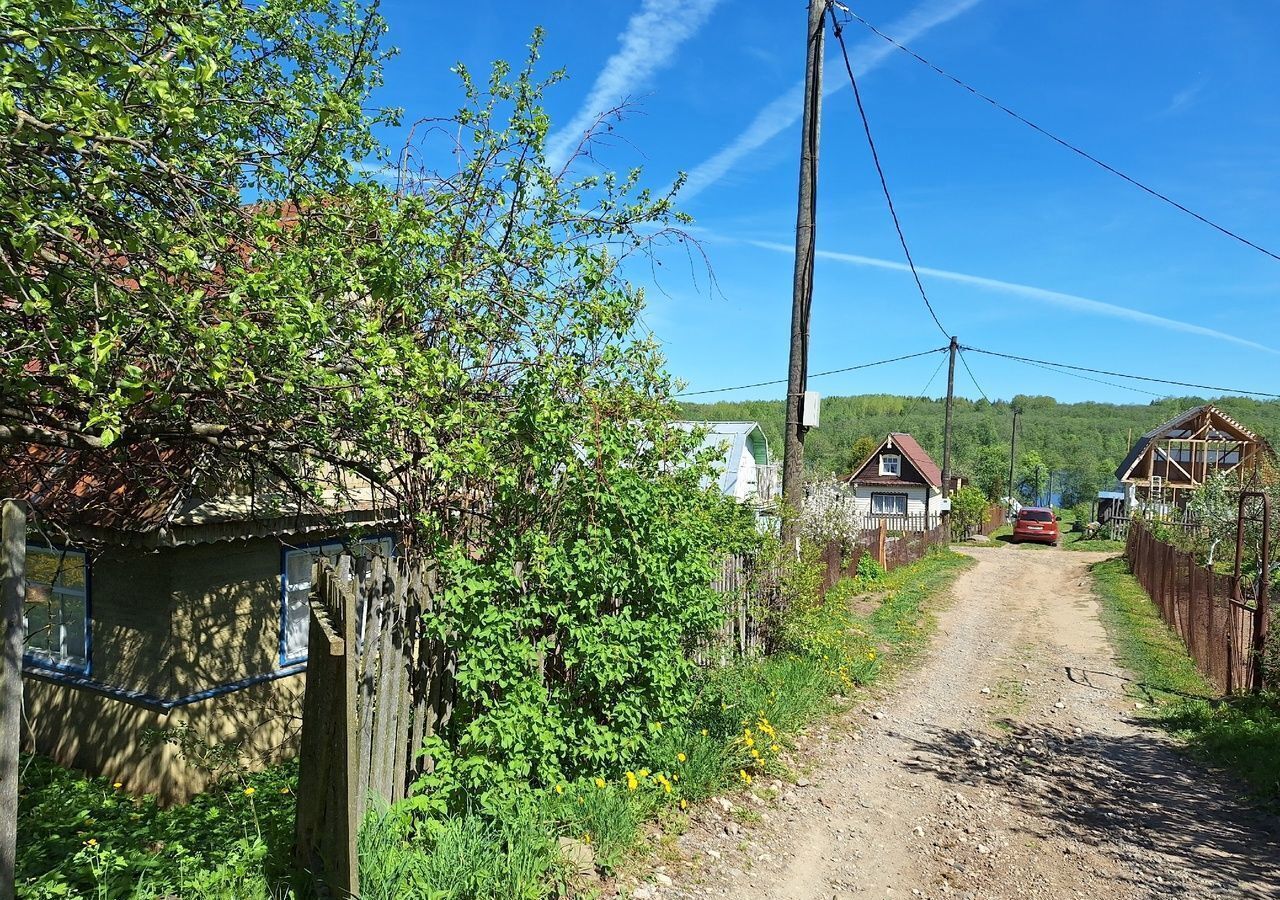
[680,393,1280,504]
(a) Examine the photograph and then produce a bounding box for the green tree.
[949,485,989,538]
[842,435,881,474]
[1,0,394,456]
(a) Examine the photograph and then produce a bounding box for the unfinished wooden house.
[1115,404,1273,512]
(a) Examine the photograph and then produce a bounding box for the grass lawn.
[1091,556,1280,803]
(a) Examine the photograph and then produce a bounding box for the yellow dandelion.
[243,787,256,797]
[771,744,781,753]
[638,769,650,779]
[112,782,123,789]
[673,774,680,782]
[582,833,592,845]
[676,752,687,763]
[554,784,565,795]
[84,838,98,847]
[594,777,606,789]
[680,798,688,809]
[700,729,709,737]
[866,651,877,661]
[625,771,639,791]
[739,770,753,785]
[280,787,290,794]
[653,722,663,731]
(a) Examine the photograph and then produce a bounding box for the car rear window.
[1019,510,1054,522]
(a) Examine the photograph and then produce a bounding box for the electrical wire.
[1006,355,1166,398]
[675,346,948,397]
[841,8,1280,265]
[961,345,1280,399]
[828,9,952,340]
[957,349,991,403]
[917,353,948,398]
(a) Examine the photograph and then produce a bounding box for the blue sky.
[370,0,1280,405]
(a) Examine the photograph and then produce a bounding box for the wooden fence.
[294,554,454,898]
[693,553,781,666]
[820,520,949,594]
[1126,520,1267,693]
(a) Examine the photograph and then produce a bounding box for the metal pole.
[1,500,26,900]
[782,0,826,542]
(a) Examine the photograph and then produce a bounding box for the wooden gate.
[294,552,454,898]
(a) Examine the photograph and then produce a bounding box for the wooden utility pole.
[782,0,826,541]
[1,500,25,900]
[940,336,958,502]
[1007,405,1021,516]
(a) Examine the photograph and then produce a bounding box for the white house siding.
[851,485,938,519]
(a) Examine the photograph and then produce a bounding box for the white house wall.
[851,485,935,517]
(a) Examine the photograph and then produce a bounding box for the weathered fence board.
[2,501,26,900]
[295,552,453,898]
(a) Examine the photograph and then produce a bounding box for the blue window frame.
[279,536,393,667]
[23,546,91,675]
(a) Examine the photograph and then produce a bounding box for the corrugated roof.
[671,421,770,498]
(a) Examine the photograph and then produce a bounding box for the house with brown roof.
[1115,404,1274,512]
[5,445,394,802]
[843,433,945,527]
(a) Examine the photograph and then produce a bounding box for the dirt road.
[650,546,1280,900]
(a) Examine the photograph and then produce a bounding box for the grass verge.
[1091,556,1280,802]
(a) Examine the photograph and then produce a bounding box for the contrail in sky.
[545,0,721,171]
[747,239,1279,355]
[680,0,984,201]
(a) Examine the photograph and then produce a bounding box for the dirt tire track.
[651,547,1280,900]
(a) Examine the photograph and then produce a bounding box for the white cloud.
[545,0,721,170]
[746,239,1278,355]
[680,0,984,201]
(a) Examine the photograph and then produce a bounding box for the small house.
[843,433,944,526]
[1115,404,1274,512]
[6,445,393,802]
[674,421,778,506]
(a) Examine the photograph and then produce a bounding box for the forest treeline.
[681,393,1280,505]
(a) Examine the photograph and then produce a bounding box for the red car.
[1012,507,1060,545]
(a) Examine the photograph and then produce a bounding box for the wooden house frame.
[1115,405,1273,511]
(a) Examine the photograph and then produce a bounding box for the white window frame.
[870,492,908,516]
[23,546,90,675]
[879,454,901,477]
[280,536,393,667]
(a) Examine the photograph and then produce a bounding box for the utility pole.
[781,0,826,545]
[1007,405,1021,517]
[940,336,958,499]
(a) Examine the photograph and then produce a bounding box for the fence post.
[1251,495,1271,692]
[295,564,359,898]
[876,520,887,569]
[1,500,25,900]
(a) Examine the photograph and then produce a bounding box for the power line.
[961,345,1280,399]
[828,9,951,340]
[917,353,948,398]
[842,8,1280,265]
[1005,355,1166,398]
[957,349,990,403]
[676,346,948,398]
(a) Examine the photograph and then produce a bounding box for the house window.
[280,537,393,666]
[879,454,901,477]
[24,547,90,674]
[870,493,908,516]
